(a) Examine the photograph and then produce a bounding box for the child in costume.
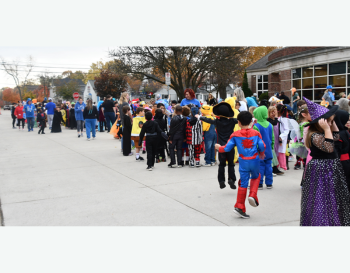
[139,111,163,171]
[215,111,266,219]
[131,107,146,161]
[249,106,257,128]
[201,105,217,167]
[289,106,309,170]
[122,105,133,156]
[267,106,284,175]
[154,108,168,163]
[334,109,350,192]
[168,105,187,168]
[276,104,290,170]
[196,102,238,189]
[186,107,203,168]
[253,106,274,189]
[181,106,191,165]
[225,97,240,163]
[37,108,46,134]
[301,97,350,226]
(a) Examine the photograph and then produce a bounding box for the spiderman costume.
[219,128,266,217]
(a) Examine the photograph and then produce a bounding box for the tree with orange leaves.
[2,88,20,103]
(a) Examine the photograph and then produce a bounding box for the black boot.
[273,166,284,175]
[286,156,289,170]
[228,178,236,189]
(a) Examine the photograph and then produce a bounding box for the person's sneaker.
[146,166,153,171]
[168,163,177,168]
[266,185,273,189]
[42,132,45,134]
[228,179,236,189]
[131,145,136,150]
[13,127,16,129]
[248,196,259,207]
[136,157,144,162]
[22,128,24,130]
[294,164,301,170]
[258,184,263,190]
[31,129,33,131]
[178,163,184,168]
[87,138,90,141]
[92,137,96,140]
[233,208,250,219]
[128,153,133,156]
[211,162,217,166]
[142,150,146,154]
[81,133,83,137]
[195,162,201,168]
[151,166,155,169]
[276,170,284,175]
[190,163,195,168]
[272,173,276,177]
[162,158,166,162]
[38,131,40,134]
[78,135,81,138]
[203,163,212,167]
[185,161,189,166]
[219,181,226,189]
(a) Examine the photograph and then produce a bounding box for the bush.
[259,92,269,101]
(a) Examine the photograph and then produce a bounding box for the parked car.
[3,105,11,110]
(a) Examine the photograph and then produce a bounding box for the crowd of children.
[8,87,350,225]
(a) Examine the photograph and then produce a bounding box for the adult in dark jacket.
[139,111,162,170]
[207,93,217,106]
[154,109,167,162]
[101,95,116,132]
[51,108,64,133]
[196,102,238,189]
[83,99,99,140]
[279,92,290,105]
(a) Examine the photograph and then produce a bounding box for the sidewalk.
[0,111,302,226]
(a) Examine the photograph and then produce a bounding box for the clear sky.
[0,46,114,88]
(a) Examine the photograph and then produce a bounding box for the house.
[153,86,178,101]
[246,47,350,102]
[83,80,99,103]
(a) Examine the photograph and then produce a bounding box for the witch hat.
[213,102,234,118]
[304,97,338,126]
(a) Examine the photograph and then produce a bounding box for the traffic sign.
[165,72,171,85]
[73,92,79,100]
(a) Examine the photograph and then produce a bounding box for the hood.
[253,106,269,128]
[201,105,212,116]
[154,111,164,120]
[335,110,349,131]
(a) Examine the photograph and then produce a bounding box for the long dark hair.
[277,104,288,118]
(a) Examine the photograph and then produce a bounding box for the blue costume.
[253,106,274,187]
[219,128,265,213]
[246,97,258,109]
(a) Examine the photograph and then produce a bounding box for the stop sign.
[73,92,79,100]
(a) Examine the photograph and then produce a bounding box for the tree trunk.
[218,85,226,101]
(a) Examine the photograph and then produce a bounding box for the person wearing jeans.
[23,98,36,132]
[75,97,86,138]
[204,125,217,166]
[101,95,116,132]
[45,98,56,129]
[83,99,98,140]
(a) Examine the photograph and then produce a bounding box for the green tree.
[55,81,80,101]
[242,70,252,97]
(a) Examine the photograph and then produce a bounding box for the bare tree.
[109,47,248,100]
[0,56,34,102]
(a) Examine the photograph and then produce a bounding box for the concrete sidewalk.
[0,111,302,226]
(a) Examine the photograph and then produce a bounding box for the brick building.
[246,47,350,103]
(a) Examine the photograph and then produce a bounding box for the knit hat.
[304,97,338,126]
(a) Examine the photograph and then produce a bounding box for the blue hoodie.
[75,102,86,120]
[23,103,36,118]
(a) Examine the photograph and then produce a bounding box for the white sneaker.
[203,163,212,167]
[92,137,96,140]
[87,138,90,141]
[81,133,84,137]
[272,173,276,177]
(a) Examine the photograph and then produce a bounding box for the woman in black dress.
[69,103,77,129]
[51,107,64,133]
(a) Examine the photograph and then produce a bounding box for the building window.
[257,74,268,97]
[291,61,350,101]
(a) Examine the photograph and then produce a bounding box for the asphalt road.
[0,110,303,226]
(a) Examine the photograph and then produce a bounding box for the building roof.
[88,80,96,90]
[246,49,282,71]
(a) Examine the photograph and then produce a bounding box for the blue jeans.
[293,101,298,114]
[259,158,273,186]
[85,119,96,139]
[104,112,116,132]
[204,132,217,164]
[27,117,34,131]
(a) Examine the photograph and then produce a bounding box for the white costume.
[277,116,289,154]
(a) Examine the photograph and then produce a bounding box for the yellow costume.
[225,97,240,163]
[131,116,146,136]
[60,109,66,126]
[201,105,214,131]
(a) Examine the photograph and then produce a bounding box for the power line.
[1,63,91,69]
[0,69,100,74]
